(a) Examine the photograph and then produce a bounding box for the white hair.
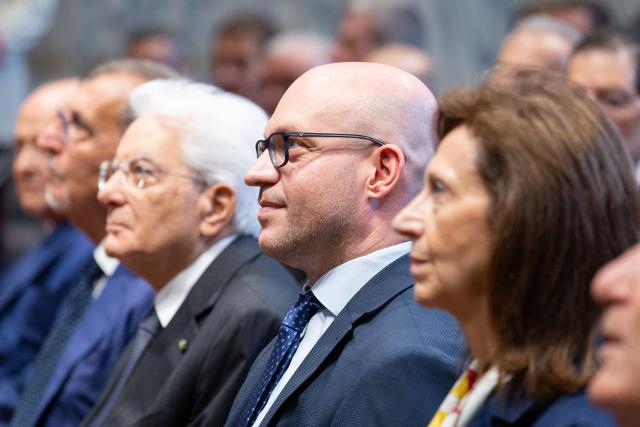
[128,79,267,237]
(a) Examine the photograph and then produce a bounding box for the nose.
[97,172,127,207]
[37,117,65,155]
[392,193,426,240]
[244,151,280,187]
[591,245,640,306]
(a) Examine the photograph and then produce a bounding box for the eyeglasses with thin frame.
[57,110,95,144]
[98,158,208,191]
[255,132,386,168]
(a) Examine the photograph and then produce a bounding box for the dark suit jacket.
[82,235,300,427]
[0,222,93,423]
[467,389,618,426]
[30,264,154,427]
[225,254,465,427]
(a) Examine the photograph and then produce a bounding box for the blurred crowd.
[1,0,640,426]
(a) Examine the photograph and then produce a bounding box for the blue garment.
[225,254,466,426]
[20,263,153,427]
[467,389,618,426]
[0,222,93,423]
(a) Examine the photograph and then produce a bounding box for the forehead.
[569,49,637,90]
[117,117,183,164]
[69,73,141,123]
[428,125,480,178]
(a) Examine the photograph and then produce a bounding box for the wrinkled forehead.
[116,116,182,163]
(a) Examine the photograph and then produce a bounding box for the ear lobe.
[365,145,405,200]
[199,183,236,238]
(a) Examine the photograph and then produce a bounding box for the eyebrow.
[70,110,94,135]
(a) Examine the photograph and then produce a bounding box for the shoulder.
[533,391,618,426]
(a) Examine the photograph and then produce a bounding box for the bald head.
[498,16,580,72]
[270,62,437,199]
[14,78,78,219]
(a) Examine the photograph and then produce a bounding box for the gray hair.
[513,14,582,45]
[128,79,267,237]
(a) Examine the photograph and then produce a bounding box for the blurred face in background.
[211,34,262,100]
[332,11,377,62]
[13,79,77,219]
[568,48,640,162]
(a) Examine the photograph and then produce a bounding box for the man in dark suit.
[224,62,465,427]
[81,79,300,427]
[9,60,178,427]
[0,78,94,424]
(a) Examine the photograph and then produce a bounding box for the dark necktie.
[238,292,321,427]
[88,309,161,427]
[11,257,102,427]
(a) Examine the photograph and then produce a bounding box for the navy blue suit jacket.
[225,254,465,426]
[0,222,93,423]
[26,263,153,427]
[467,389,618,426]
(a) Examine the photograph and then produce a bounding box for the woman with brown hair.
[393,68,640,426]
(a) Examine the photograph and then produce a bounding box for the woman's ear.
[365,144,405,200]
[199,183,236,237]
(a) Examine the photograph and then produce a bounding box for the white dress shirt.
[92,242,119,299]
[253,241,411,426]
[154,234,237,328]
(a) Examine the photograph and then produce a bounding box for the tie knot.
[282,292,321,332]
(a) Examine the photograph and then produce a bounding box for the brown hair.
[437,67,640,400]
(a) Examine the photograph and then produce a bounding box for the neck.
[456,295,495,371]
[304,227,407,284]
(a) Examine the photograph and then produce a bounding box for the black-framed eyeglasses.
[255,132,386,168]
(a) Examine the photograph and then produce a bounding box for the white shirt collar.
[154,234,238,328]
[635,161,640,185]
[307,241,411,316]
[94,242,119,277]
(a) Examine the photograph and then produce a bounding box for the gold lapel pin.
[178,339,188,352]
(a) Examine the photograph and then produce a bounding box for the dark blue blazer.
[225,254,465,426]
[467,389,618,426]
[27,263,154,427]
[0,222,93,423]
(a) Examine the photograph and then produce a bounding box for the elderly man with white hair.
[81,79,300,427]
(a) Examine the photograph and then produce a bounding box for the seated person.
[81,79,300,427]
[393,68,638,426]
[0,78,93,424]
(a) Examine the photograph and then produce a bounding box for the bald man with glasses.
[224,62,464,427]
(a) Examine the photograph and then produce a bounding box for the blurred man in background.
[258,31,331,116]
[498,15,581,72]
[0,78,94,425]
[210,13,276,102]
[125,28,188,75]
[568,31,640,182]
[364,42,434,87]
[332,0,425,63]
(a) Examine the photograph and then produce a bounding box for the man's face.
[244,79,375,276]
[13,97,56,218]
[98,117,204,273]
[568,48,640,162]
[42,72,143,220]
[211,34,262,100]
[332,11,377,62]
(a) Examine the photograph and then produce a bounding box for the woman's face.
[393,125,492,321]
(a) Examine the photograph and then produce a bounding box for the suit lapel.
[261,255,413,425]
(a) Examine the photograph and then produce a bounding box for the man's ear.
[198,183,236,237]
[365,144,405,199]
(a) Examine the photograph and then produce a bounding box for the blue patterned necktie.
[238,292,321,427]
[88,309,161,427]
[11,257,102,427]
